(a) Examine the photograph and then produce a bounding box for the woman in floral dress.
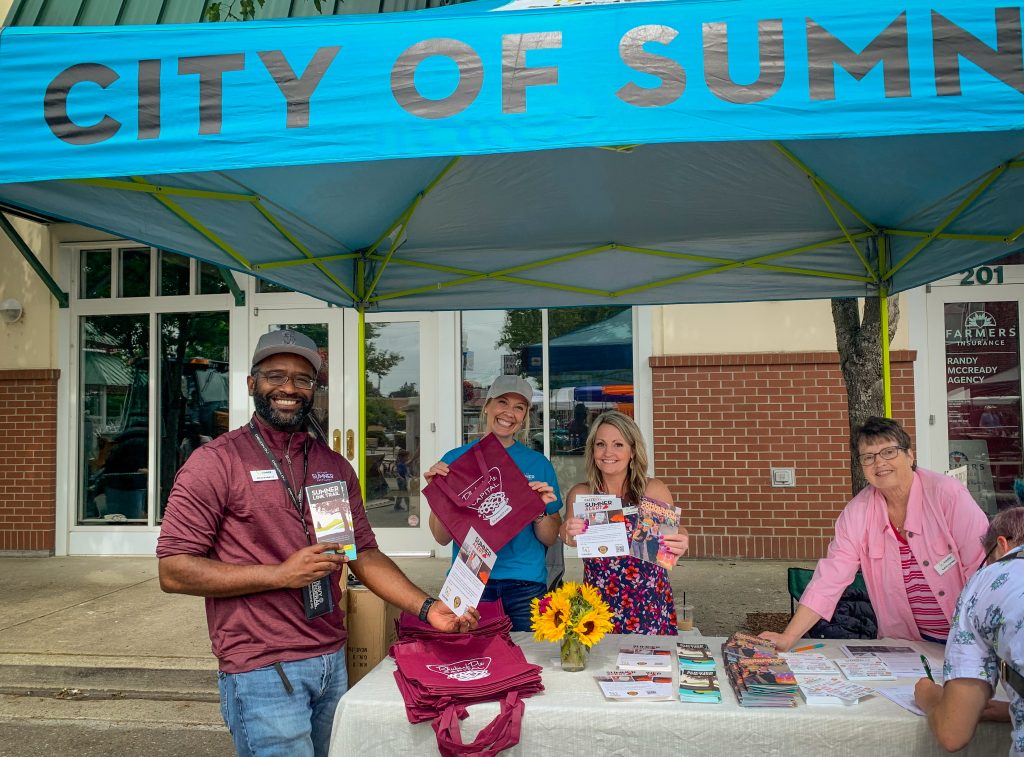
[559,411,689,635]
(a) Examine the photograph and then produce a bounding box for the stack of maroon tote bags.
[391,601,544,756]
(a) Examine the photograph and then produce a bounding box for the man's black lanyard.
[248,420,311,544]
[248,419,335,625]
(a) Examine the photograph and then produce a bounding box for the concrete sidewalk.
[0,554,808,756]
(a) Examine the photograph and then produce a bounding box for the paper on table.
[875,686,925,716]
[779,653,839,676]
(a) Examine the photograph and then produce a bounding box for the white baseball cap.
[484,375,534,404]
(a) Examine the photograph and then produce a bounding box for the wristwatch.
[418,596,438,622]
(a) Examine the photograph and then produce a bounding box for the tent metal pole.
[357,258,367,503]
[0,213,69,308]
[879,234,892,418]
[881,285,892,418]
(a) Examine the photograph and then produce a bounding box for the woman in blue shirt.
[426,375,562,630]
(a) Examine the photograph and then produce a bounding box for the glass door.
[362,313,438,554]
[252,309,439,555]
[925,272,1024,516]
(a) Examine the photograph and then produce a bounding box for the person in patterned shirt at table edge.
[559,411,690,634]
[915,507,1023,755]
[157,329,477,757]
[760,416,989,651]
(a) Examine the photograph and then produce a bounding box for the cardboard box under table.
[345,584,401,686]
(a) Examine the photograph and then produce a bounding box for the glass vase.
[560,635,587,672]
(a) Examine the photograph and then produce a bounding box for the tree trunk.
[832,295,901,496]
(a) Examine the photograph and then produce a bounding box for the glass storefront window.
[460,307,634,500]
[80,248,111,299]
[157,312,231,519]
[363,321,421,529]
[159,250,191,296]
[945,300,1023,514]
[199,262,231,294]
[80,314,149,523]
[119,247,151,297]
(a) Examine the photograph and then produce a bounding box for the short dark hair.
[852,416,915,470]
[982,506,1024,556]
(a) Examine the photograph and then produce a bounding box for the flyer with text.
[573,494,630,558]
[306,480,357,559]
[439,527,496,617]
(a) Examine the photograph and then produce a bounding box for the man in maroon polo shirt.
[157,329,476,757]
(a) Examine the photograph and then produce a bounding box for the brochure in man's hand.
[438,527,496,617]
[573,494,630,558]
[306,480,357,559]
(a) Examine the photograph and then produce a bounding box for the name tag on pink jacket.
[934,553,957,576]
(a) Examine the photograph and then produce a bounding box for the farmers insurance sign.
[0,1,1021,183]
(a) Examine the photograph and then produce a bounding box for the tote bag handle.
[431,691,524,757]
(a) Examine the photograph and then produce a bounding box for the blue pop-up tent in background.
[0,0,1022,420]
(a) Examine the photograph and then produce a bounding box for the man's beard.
[253,388,313,431]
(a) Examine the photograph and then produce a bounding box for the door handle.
[332,429,341,454]
[346,429,355,459]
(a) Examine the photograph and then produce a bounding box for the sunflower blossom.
[533,593,572,642]
[572,608,614,647]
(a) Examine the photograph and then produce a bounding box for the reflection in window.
[80,314,149,523]
[460,310,540,445]
[199,262,231,294]
[119,247,151,297]
[158,312,231,519]
[481,307,633,497]
[364,321,420,530]
[80,249,112,299]
[160,250,190,296]
[944,300,1022,515]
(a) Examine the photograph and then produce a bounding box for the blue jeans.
[481,579,547,631]
[218,647,348,757]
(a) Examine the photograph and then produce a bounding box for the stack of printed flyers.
[721,633,799,707]
[779,653,875,706]
[595,644,674,701]
[677,643,721,703]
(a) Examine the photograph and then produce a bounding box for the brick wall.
[0,369,59,553]
[650,351,916,560]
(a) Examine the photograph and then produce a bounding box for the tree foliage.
[205,0,325,22]
[364,322,403,397]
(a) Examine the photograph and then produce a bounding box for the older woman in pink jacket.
[762,417,988,651]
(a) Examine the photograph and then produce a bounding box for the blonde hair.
[584,411,649,503]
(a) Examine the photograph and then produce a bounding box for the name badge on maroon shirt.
[303,576,334,620]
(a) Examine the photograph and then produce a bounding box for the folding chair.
[787,566,876,639]
[545,540,565,592]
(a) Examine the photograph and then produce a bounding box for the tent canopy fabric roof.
[0,0,1022,311]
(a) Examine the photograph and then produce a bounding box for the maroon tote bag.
[423,433,545,552]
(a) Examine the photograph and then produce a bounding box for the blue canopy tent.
[0,0,1022,472]
[524,308,633,388]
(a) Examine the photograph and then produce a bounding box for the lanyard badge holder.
[249,421,334,620]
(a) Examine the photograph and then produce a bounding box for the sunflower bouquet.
[530,582,613,671]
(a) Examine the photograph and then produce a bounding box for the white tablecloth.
[330,634,1011,757]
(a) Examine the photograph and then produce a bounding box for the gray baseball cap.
[484,375,534,404]
[251,329,322,374]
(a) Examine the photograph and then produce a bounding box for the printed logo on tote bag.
[458,467,512,525]
[428,657,493,681]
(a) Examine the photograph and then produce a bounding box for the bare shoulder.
[644,478,673,505]
[565,482,590,507]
